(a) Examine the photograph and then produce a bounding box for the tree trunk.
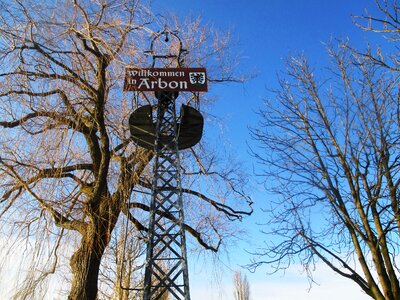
[69,200,120,300]
[69,236,104,300]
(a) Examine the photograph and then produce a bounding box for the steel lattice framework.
[124,28,206,300]
[143,92,190,300]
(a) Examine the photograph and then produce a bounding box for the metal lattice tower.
[124,28,206,300]
[142,91,190,300]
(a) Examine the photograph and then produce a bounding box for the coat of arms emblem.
[189,72,206,86]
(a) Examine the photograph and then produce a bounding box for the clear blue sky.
[153,0,383,160]
[153,1,382,299]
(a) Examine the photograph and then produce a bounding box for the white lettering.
[169,81,178,89]
[128,69,188,78]
[180,81,187,89]
[128,70,138,76]
[133,77,189,90]
[138,78,150,89]
[158,78,168,89]
[139,70,185,77]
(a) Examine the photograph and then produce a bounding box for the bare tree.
[0,1,252,299]
[250,39,400,299]
[98,217,145,300]
[233,271,250,300]
[352,0,400,72]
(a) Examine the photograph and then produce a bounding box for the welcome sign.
[124,67,208,92]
